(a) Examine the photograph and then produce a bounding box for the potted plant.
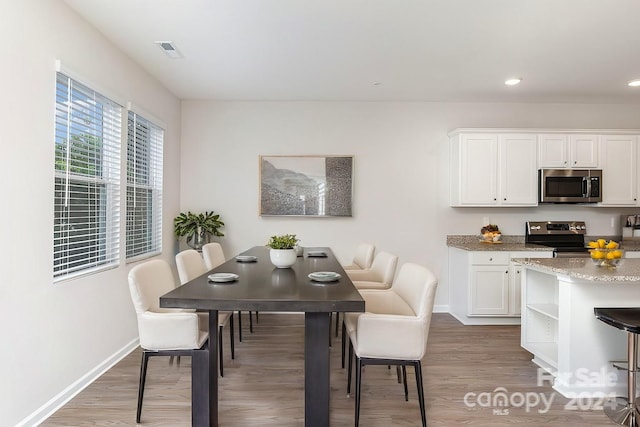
[174,211,224,250]
[266,234,299,268]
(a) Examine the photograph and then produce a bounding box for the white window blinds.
[53,73,122,281]
[126,111,163,260]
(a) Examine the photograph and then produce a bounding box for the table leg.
[192,310,218,427]
[305,312,331,427]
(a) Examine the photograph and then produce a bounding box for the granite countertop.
[514,257,640,282]
[447,235,553,252]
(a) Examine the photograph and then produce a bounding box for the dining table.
[159,245,365,427]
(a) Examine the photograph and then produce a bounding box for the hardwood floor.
[42,313,615,426]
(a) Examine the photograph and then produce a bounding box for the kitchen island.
[517,257,640,398]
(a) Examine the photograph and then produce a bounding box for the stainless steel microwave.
[539,169,602,203]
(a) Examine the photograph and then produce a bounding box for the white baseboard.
[433,304,449,313]
[17,338,139,427]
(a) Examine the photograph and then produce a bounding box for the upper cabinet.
[538,134,599,168]
[599,135,638,206]
[450,132,537,207]
[450,129,640,208]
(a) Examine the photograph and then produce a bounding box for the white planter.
[269,249,297,268]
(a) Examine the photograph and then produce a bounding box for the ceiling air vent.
[155,41,183,59]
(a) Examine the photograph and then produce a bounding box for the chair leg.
[335,312,340,337]
[238,311,243,342]
[355,357,363,427]
[256,311,259,323]
[414,361,427,427]
[347,340,354,395]
[219,325,224,377]
[136,351,150,423]
[229,313,235,359]
[396,365,401,383]
[341,321,347,368]
[249,311,254,333]
[402,365,408,401]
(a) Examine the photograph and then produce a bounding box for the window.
[126,111,163,260]
[53,73,122,281]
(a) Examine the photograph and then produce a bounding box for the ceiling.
[64,0,640,103]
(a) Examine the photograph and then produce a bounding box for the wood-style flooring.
[42,313,615,426]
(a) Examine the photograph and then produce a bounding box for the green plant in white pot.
[266,234,299,268]
[174,211,224,250]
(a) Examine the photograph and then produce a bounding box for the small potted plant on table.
[266,234,299,268]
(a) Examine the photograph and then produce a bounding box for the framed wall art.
[259,155,353,217]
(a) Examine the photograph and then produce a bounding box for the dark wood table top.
[160,246,365,313]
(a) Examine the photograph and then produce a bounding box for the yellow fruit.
[610,250,623,259]
[588,241,599,248]
[606,241,619,249]
[597,239,607,249]
[591,250,606,259]
[605,251,616,260]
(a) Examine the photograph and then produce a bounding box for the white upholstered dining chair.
[342,243,375,271]
[175,249,234,376]
[202,242,258,339]
[128,259,208,423]
[344,262,438,427]
[340,251,399,365]
[346,250,398,290]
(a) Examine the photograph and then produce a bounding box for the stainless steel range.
[525,221,590,257]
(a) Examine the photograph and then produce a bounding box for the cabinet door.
[459,134,498,205]
[509,264,523,315]
[570,135,599,167]
[599,135,638,206]
[499,134,538,205]
[538,134,568,168]
[469,266,509,315]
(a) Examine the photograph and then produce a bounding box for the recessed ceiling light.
[628,79,640,87]
[155,41,183,59]
[505,78,522,86]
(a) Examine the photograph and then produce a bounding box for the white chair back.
[353,243,375,269]
[128,259,177,314]
[370,251,398,284]
[393,263,438,355]
[176,249,207,285]
[202,242,226,270]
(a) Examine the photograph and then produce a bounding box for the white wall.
[1,2,182,425]
[180,101,640,313]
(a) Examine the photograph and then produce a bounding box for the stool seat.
[595,308,640,334]
[595,307,640,427]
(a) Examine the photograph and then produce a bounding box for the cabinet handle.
[505,270,508,274]
[503,198,507,201]
[493,198,497,201]
[489,257,493,261]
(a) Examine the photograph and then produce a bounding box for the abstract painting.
[260,155,353,216]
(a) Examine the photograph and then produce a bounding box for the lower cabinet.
[449,247,553,325]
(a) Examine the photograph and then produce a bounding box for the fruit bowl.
[589,248,624,268]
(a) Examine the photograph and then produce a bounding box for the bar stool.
[594,307,640,427]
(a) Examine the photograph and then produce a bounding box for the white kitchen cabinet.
[450,132,537,206]
[449,247,553,325]
[469,252,510,315]
[599,134,638,206]
[538,134,599,168]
